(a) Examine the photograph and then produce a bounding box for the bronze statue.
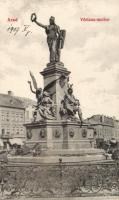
[28,71,55,120]
[60,84,83,125]
[39,91,55,120]
[31,13,66,63]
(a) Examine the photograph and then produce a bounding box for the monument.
[25,13,105,161]
[2,14,115,200]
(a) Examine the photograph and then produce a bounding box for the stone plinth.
[25,119,106,162]
[25,120,95,152]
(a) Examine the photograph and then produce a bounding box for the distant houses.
[0,91,36,145]
[85,115,119,141]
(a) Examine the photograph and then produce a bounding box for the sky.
[0,0,119,119]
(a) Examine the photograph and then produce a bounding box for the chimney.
[8,91,14,96]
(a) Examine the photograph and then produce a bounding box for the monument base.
[25,120,106,162]
[25,120,94,149]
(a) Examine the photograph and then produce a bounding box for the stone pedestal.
[25,120,94,151]
[40,62,70,120]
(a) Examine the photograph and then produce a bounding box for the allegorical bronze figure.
[28,71,55,120]
[31,13,66,63]
[60,84,83,125]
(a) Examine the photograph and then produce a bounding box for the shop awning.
[9,138,23,145]
[110,138,117,144]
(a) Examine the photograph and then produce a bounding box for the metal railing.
[0,159,118,198]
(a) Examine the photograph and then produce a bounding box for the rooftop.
[0,91,36,109]
[15,96,36,108]
[0,93,24,109]
[85,114,119,127]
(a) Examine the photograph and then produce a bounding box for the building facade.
[86,115,119,141]
[0,92,25,141]
[0,91,36,142]
[15,96,35,124]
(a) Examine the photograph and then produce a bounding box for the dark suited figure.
[31,13,65,63]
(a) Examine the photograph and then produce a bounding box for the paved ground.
[1,196,119,200]
[26,197,118,200]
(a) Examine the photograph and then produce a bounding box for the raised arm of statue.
[31,13,47,29]
[34,20,47,29]
[28,81,36,94]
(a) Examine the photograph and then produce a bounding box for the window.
[1,115,5,121]
[20,114,23,121]
[6,112,10,122]
[16,114,18,121]
[20,127,23,132]
[12,128,15,135]
[2,129,5,135]
[26,111,29,119]
[12,113,15,121]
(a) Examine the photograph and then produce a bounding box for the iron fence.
[0,160,118,198]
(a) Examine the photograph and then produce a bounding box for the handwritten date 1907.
[7,24,32,36]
